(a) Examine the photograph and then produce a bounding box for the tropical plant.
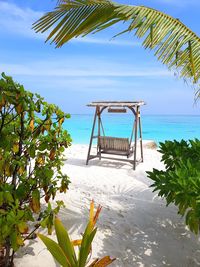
[33,0,200,91]
[0,73,71,267]
[38,201,115,266]
[147,139,200,234]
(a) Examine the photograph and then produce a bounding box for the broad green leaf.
[54,217,77,266]
[79,227,97,267]
[38,233,70,267]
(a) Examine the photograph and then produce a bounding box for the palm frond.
[33,0,200,84]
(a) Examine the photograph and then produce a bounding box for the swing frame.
[86,101,145,170]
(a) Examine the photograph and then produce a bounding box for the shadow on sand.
[15,156,200,267]
[63,157,200,266]
[65,157,141,170]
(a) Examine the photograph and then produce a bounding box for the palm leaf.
[33,0,200,85]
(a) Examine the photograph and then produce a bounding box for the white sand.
[15,143,200,267]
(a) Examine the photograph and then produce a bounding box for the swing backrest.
[99,136,130,152]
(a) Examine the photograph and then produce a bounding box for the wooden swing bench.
[86,101,145,170]
[98,136,133,158]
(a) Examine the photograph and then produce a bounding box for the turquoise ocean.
[63,114,200,144]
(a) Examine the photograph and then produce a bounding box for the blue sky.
[0,0,200,114]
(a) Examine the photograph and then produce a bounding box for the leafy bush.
[38,201,115,267]
[0,73,71,266]
[147,139,200,234]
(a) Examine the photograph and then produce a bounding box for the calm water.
[63,114,200,144]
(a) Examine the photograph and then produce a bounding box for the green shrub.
[147,139,200,234]
[0,73,71,266]
[38,201,115,267]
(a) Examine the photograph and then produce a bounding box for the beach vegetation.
[147,139,200,234]
[38,200,115,267]
[0,73,71,267]
[33,0,200,95]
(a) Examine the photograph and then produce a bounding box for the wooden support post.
[97,107,101,160]
[133,107,139,170]
[86,107,98,165]
[138,109,144,162]
[129,113,136,147]
[100,117,105,136]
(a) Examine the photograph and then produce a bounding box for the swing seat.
[98,136,133,157]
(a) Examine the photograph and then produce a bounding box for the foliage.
[147,139,200,234]
[0,73,71,266]
[33,0,200,88]
[38,200,115,267]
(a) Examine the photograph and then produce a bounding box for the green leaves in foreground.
[33,0,200,88]
[38,201,115,267]
[0,73,71,266]
[147,139,200,234]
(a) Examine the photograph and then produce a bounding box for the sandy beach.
[15,143,200,267]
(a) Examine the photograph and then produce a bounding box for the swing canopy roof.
[87,101,145,107]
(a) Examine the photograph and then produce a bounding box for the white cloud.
[22,76,145,93]
[0,1,139,46]
[0,2,43,39]
[0,59,170,78]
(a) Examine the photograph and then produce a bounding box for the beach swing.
[86,101,145,170]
